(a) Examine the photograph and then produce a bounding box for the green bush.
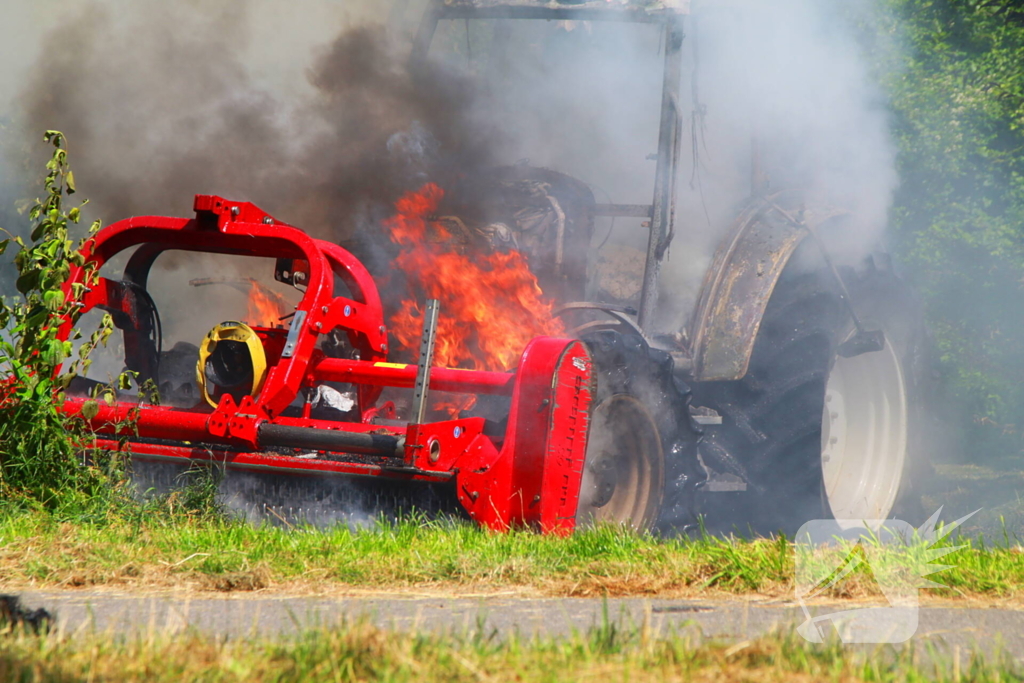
[868,0,1024,462]
[0,131,118,512]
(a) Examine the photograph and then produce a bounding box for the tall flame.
[387,183,565,371]
[246,279,291,328]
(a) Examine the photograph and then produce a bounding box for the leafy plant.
[0,130,118,510]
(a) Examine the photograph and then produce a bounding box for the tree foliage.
[875,0,1024,459]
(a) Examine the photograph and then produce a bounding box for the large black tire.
[578,330,703,531]
[694,253,929,536]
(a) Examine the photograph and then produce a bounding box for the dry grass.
[0,617,1016,682]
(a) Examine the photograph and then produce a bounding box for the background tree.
[873,0,1024,463]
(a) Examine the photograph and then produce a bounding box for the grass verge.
[2,509,1023,599]
[0,619,1018,682]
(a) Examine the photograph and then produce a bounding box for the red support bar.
[61,397,408,447]
[97,439,453,484]
[313,358,515,396]
[62,397,215,442]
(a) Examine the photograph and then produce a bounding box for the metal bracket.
[281,310,307,358]
[411,299,440,425]
[555,301,652,342]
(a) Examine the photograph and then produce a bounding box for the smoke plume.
[653,0,899,331]
[2,0,897,322]
[4,0,497,243]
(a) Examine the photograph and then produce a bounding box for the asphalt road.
[10,590,1024,663]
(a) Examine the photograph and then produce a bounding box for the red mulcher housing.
[57,195,596,534]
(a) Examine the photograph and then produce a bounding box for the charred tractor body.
[55,1,925,535]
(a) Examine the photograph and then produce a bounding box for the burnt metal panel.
[637,13,686,330]
[688,201,808,381]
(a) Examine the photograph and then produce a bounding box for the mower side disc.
[576,394,664,531]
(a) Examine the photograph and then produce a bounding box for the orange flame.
[246,279,290,328]
[386,183,565,372]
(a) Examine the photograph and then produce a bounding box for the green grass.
[1,508,1023,599]
[0,453,1021,599]
[0,510,790,595]
[0,619,1018,682]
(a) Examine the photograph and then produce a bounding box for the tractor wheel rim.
[821,338,908,524]
[577,394,663,530]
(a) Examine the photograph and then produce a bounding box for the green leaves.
[14,270,40,295]
[0,130,115,510]
[79,400,99,421]
[43,290,64,312]
[878,0,1024,458]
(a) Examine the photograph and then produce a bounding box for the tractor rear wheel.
[696,255,928,536]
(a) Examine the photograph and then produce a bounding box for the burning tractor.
[54,0,926,535]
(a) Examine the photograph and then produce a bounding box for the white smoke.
[1,0,899,336]
[417,1,898,332]
[657,0,898,329]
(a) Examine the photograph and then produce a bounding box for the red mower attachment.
[56,195,599,534]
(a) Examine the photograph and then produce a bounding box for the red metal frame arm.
[313,358,514,395]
